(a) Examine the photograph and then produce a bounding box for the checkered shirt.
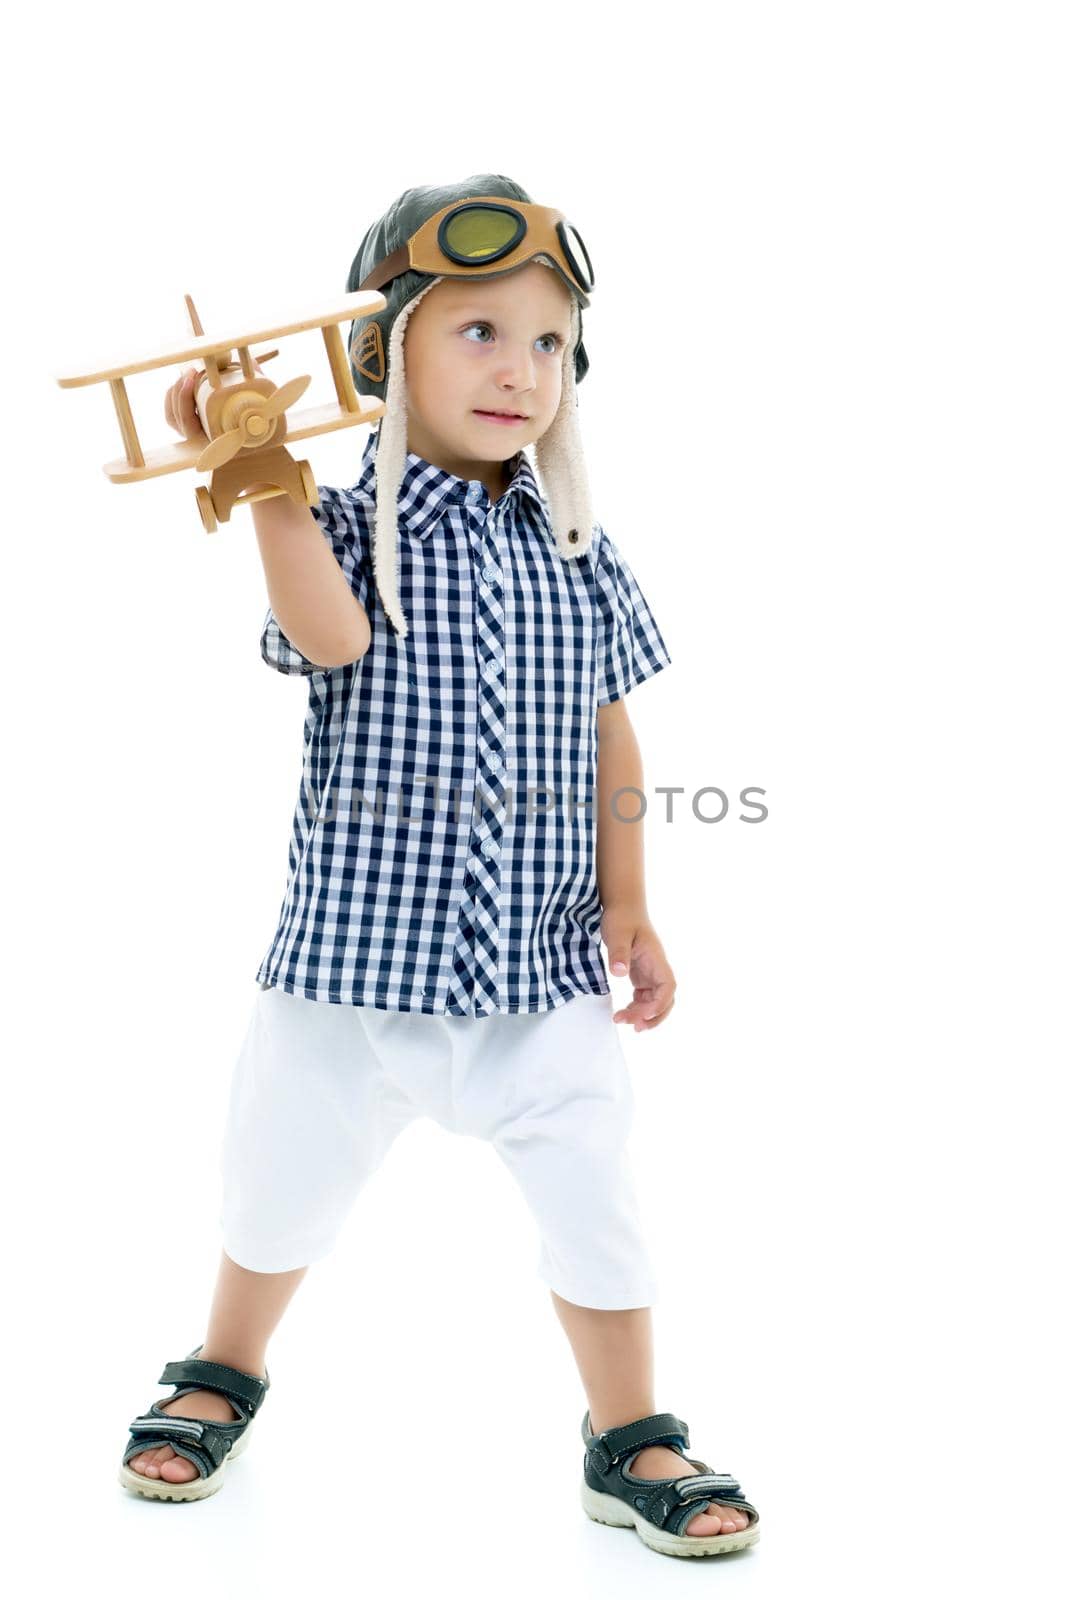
[255,426,672,1014]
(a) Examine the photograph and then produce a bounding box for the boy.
[119,175,760,1559]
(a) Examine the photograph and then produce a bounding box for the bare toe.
[715,1502,747,1527]
[685,1500,751,1536]
[129,1444,196,1482]
[686,1509,724,1536]
[128,1447,164,1478]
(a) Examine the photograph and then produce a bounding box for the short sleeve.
[594,527,673,706]
[260,484,368,675]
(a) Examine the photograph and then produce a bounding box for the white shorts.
[218,985,659,1310]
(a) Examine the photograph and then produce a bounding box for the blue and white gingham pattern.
[255,426,672,1014]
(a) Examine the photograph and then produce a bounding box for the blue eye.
[462,323,564,354]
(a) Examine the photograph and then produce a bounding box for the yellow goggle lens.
[441,208,522,261]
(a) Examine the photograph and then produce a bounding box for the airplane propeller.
[196,373,312,471]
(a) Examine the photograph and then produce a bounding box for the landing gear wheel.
[298,460,319,508]
[196,485,218,533]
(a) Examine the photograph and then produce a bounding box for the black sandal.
[580,1409,760,1558]
[119,1343,270,1502]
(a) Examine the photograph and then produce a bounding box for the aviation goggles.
[358,198,594,309]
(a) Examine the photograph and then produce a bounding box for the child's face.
[402,261,574,486]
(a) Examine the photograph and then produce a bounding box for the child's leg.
[201,1248,308,1372]
[549,1291,750,1538]
[126,1248,308,1485]
[468,996,749,1541]
[129,987,414,1486]
[548,1292,655,1434]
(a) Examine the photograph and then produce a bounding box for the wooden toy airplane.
[55,289,387,532]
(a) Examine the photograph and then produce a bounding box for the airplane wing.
[102,397,385,481]
[57,290,386,388]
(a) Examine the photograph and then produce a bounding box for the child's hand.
[601,912,677,1032]
[164,366,210,444]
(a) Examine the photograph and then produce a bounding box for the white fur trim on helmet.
[529,281,594,563]
[371,277,444,639]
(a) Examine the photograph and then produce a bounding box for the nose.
[495,340,535,392]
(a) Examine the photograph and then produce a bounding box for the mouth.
[473,409,528,424]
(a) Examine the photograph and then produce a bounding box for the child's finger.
[635,999,675,1032]
[613,1002,657,1024]
[166,370,187,432]
[182,369,207,439]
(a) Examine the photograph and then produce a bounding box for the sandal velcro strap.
[643,1473,745,1529]
[584,1410,690,1474]
[123,1407,235,1478]
[157,1356,269,1418]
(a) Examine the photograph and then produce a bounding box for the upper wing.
[55,289,385,388]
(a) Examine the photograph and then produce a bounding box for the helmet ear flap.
[365,277,447,639]
[351,321,386,386]
[347,263,433,403]
[529,295,595,562]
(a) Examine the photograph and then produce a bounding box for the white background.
[3,3,1062,1595]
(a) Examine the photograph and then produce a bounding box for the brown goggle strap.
[359,239,580,297]
[358,244,414,293]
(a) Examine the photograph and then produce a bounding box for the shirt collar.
[350,426,550,541]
